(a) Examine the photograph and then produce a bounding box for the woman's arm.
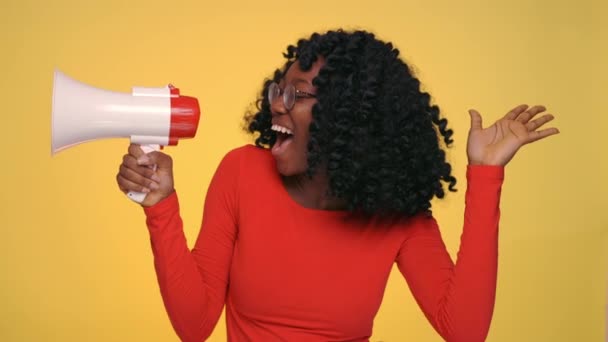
[397,104,557,341]
[144,149,241,342]
[396,164,503,342]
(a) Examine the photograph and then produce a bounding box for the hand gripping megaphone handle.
[127,144,160,204]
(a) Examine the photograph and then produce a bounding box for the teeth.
[271,124,293,135]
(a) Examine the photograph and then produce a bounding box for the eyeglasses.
[268,82,316,111]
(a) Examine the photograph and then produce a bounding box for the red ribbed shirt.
[144,145,504,341]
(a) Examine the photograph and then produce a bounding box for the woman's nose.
[270,95,287,116]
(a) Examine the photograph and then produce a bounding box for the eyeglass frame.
[268,82,316,111]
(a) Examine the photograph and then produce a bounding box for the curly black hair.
[244,29,457,219]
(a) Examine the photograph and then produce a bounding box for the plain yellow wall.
[1,0,605,341]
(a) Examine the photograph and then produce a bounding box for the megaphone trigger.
[139,144,161,156]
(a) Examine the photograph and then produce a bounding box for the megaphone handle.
[127,144,160,204]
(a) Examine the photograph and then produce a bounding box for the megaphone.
[51,69,201,203]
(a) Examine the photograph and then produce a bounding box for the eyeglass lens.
[268,82,295,110]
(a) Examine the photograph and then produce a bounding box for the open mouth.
[271,124,294,156]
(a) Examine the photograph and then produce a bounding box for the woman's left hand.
[466,104,560,166]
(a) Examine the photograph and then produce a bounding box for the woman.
[116,30,558,342]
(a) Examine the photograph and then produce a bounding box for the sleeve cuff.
[143,191,179,219]
[466,164,504,181]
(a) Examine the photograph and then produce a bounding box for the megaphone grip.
[127,144,160,204]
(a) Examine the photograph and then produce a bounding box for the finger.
[526,127,560,144]
[117,173,152,194]
[145,151,173,170]
[120,163,160,187]
[117,180,130,194]
[526,113,554,131]
[516,105,546,123]
[504,104,529,120]
[127,144,158,168]
[117,165,160,192]
[122,154,160,181]
[128,144,147,159]
[118,183,127,194]
[468,109,483,130]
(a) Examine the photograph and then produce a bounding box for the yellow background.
[1,0,606,341]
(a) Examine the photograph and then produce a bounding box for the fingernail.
[149,183,159,190]
[151,174,161,182]
[137,156,150,165]
[142,188,150,193]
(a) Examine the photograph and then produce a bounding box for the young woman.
[116,29,558,341]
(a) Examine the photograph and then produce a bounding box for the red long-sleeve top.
[144,145,504,342]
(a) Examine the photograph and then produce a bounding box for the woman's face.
[270,59,324,176]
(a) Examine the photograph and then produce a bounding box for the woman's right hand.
[116,144,175,207]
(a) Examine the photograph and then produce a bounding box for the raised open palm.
[466,104,560,166]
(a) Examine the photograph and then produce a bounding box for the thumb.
[468,109,483,131]
[138,151,173,170]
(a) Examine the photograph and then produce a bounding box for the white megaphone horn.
[51,69,201,203]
